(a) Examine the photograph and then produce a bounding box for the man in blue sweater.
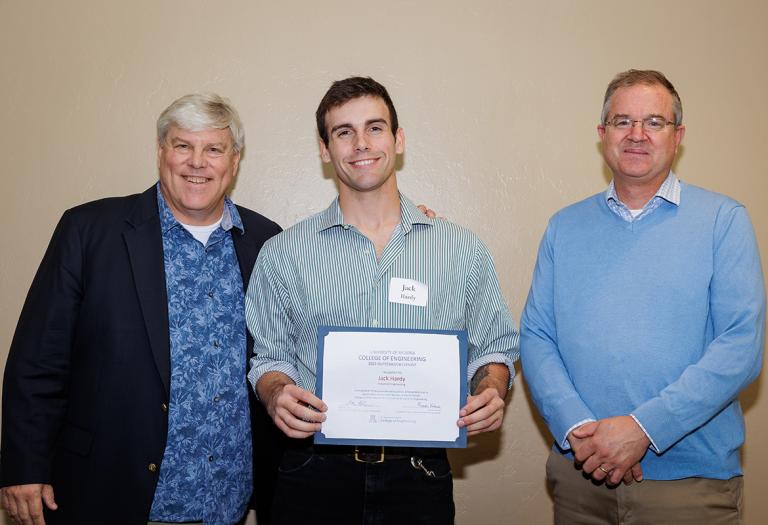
[521,69,765,523]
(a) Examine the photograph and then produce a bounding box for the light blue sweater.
[521,182,765,480]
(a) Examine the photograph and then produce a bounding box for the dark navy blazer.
[1,186,283,524]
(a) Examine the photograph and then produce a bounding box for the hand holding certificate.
[314,327,468,448]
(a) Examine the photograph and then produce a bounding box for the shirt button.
[213,340,221,348]
[213,395,220,403]
[371,319,379,327]
[342,225,350,230]
[161,403,168,412]
[363,249,370,256]
[207,290,214,298]
[208,455,215,462]
[148,463,157,472]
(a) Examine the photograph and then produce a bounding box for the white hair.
[157,93,245,152]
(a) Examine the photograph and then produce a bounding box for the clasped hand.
[568,415,650,486]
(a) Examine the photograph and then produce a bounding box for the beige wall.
[1,1,766,523]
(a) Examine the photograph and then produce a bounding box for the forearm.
[470,363,509,399]
[520,225,596,448]
[1,366,67,486]
[521,339,596,449]
[634,206,765,452]
[1,212,82,485]
[256,371,326,439]
[256,371,296,409]
[459,363,509,435]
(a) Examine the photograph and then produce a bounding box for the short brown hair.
[316,76,399,146]
[601,69,682,125]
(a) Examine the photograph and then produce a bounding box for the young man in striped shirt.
[245,76,519,524]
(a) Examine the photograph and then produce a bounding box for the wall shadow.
[519,366,557,506]
[739,347,765,469]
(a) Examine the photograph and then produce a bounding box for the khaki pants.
[546,450,743,525]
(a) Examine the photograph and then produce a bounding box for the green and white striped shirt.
[246,194,519,394]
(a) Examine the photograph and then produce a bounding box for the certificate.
[314,326,468,448]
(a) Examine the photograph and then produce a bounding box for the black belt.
[312,444,443,464]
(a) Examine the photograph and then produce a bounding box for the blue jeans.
[272,443,455,525]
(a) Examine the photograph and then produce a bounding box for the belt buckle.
[354,446,385,464]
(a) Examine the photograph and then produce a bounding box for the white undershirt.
[179,215,223,245]
[629,209,643,218]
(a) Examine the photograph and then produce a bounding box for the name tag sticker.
[388,278,428,307]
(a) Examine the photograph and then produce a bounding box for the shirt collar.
[156,182,244,234]
[605,172,681,208]
[316,193,433,234]
[221,196,244,233]
[399,194,433,233]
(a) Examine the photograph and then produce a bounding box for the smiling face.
[157,125,240,225]
[319,96,404,196]
[598,83,685,187]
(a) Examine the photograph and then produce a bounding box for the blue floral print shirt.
[149,185,252,525]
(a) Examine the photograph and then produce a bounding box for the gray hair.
[157,93,245,152]
[601,69,683,126]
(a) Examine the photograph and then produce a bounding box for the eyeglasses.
[603,116,677,132]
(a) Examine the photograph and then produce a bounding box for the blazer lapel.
[232,215,260,368]
[123,187,171,396]
[232,228,258,290]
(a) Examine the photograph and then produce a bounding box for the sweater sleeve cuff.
[630,414,660,453]
[560,418,596,450]
[631,397,686,453]
[544,394,597,451]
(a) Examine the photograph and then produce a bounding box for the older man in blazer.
[0,94,282,525]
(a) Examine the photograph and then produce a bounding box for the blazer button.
[148,463,158,472]
[161,402,168,412]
